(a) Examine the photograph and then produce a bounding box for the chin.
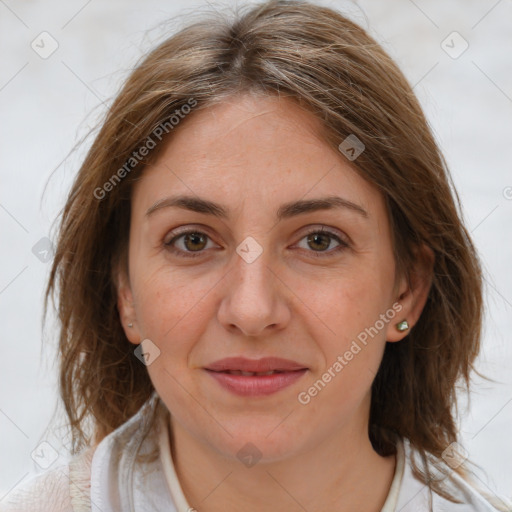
[208,422,307,465]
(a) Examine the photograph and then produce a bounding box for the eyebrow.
[145,194,369,220]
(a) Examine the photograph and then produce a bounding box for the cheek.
[299,267,391,337]
[297,279,389,412]
[295,266,393,392]
[133,267,214,351]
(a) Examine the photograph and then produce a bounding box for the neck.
[169,418,396,512]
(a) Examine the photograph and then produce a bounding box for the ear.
[116,266,142,345]
[386,243,435,342]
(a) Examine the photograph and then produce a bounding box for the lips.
[219,370,284,376]
[204,356,308,373]
[204,357,308,397]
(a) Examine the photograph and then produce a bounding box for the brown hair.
[44,0,492,505]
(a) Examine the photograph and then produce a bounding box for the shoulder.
[1,392,165,512]
[0,463,72,512]
[88,392,175,511]
[0,447,95,512]
[396,439,512,512]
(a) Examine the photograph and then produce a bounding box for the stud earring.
[127,322,133,328]
[396,320,409,332]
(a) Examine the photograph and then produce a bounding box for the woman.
[2,1,509,511]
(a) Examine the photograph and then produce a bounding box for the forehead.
[132,93,384,220]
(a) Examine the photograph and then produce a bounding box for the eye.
[164,226,349,259]
[164,229,216,259]
[295,228,349,258]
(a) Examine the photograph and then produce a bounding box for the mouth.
[204,356,308,373]
[203,357,308,397]
[211,369,291,376]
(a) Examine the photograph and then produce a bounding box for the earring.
[127,322,133,328]
[396,320,409,332]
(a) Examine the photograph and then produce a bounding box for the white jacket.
[1,391,510,512]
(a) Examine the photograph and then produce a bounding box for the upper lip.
[204,357,308,373]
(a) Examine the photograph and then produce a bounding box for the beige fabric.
[0,447,95,512]
[68,447,95,511]
[0,464,73,511]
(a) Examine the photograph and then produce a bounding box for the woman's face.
[118,93,417,462]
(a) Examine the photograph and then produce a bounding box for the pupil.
[185,233,205,251]
[309,233,328,251]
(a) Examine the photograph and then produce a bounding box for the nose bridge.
[232,236,275,301]
[218,235,285,336]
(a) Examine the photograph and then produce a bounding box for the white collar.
[157,407,193,511]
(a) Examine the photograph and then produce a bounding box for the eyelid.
[299,225,349,243]
[163,224,216,244]
[164,223,348,242]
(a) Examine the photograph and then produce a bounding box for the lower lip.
[205,369,308,397]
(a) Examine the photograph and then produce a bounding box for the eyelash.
[164,227,349,259]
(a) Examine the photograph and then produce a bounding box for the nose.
[217,247,291,338]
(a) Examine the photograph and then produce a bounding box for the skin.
[117,92,433,512]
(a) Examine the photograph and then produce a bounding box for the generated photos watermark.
[297,301,403,405]
[93,98,197,200]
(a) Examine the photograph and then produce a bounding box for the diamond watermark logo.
[31,31,59,59]
[236,236,263,264]
[32,237,54,263]
[442,442,468,469]
[338,134,365,161]
[236,442,262,468]
[134,339,161,366]
[441,31,469,59]
[31,441,59,469]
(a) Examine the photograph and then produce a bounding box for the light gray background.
[1,0,511,503]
